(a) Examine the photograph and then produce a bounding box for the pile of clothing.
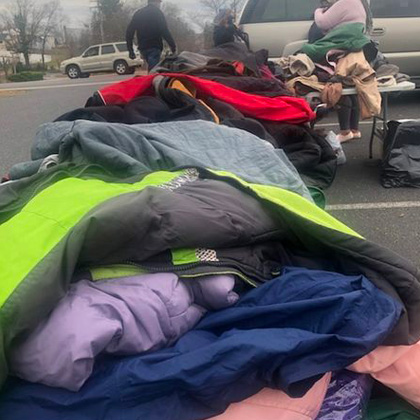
[1,46,420,420]
[381,119,420,188]
[4,43,337,193]
[275,23,410,119]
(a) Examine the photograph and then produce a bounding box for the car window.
[260,0,287,21]
[116,43,128,52]
[371,0,420,18]
[287,0,320,21]
[241,0,319,24]
[101,45,116,55]
[83,47,99,58]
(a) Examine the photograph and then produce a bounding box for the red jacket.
[97,74,315,125]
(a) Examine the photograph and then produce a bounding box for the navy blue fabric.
[142,47,162,71]
[0,267,402,420]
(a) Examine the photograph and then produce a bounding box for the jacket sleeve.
[158,11,177,53]
[314,2,347,32]
[126,13,137,55]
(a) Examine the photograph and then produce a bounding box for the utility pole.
[89,0,104,43]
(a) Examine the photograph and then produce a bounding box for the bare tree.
[199,0,228,16]
[1,0,47,67]
[125,0,146,11]
[64,25,91,57]
[91,0,132,44]
[40,0,62,69]
[230,0,246,19]
[163,3,202,52]
[199,0,245,19]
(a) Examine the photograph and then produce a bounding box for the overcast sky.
[0,0,204,28]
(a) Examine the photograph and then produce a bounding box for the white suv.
[239,0,420,83]
[60,42,143,79]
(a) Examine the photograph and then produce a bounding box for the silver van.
[60,42,143,79]
[239,0,420,82]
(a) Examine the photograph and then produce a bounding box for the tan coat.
[335,51,381,119]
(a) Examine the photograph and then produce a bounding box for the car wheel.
[127,67,136,75]
[114,60,128,75]
[66,65,80,79]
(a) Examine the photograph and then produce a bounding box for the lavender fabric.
[10,273,239,392]
[316,371,374,420]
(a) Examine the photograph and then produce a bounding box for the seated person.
[314,0,372,143]
[213,9,249,48]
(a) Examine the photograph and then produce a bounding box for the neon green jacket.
[0,165,419,388]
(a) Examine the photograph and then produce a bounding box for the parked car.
[60,42,143,79]
[239,0,420,83]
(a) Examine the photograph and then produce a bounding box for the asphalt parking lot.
[0,76,419,265]
[322,90,420,264]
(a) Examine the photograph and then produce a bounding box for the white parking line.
[327,201,420,211]
[0,81,119,91]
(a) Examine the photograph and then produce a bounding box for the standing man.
[126,0,177,72]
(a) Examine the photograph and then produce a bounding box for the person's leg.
[337,96,354,142]
[141,49,151,71]
[146,48,162,72]
[350,96,362,138]
[141,49,161,73]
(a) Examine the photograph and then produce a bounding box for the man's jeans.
[141,48,162,72]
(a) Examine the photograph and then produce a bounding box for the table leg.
[369,92,389,159]
[369,116,377,159]
[382,93,389,135]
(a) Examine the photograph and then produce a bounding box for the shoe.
[351,131,362,139]
[336,132,354,143]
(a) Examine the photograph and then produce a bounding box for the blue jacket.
[0,268,401,420]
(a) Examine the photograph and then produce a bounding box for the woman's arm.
[314,1,348,32]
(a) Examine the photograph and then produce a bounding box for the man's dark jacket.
[126,4,176,55]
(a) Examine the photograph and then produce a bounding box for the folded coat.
[290,54,316,76]
[335,51,381,119]
[155,43,264,77]
[27,120,313,200]
[275,54,315,78]
[301,23,370,63]
[212,374,332,420]
[286,75,325,95]
[52,93,334,192]
[91,73,315,124]
[1,164,420,389]
[53,103,216,136]
[197,75,291,97]
[202,42,268,77]
[381,120,420,188]
[0,267,402,420]
[350,343,420,409]
[321,82,343,108]
[56,96,278,151]
[261,122,337,189]
[57,89,219,125]
[10,274,238,392]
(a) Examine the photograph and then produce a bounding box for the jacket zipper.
[121,260,259,287]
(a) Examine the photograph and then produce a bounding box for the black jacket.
[126,4,176,54]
